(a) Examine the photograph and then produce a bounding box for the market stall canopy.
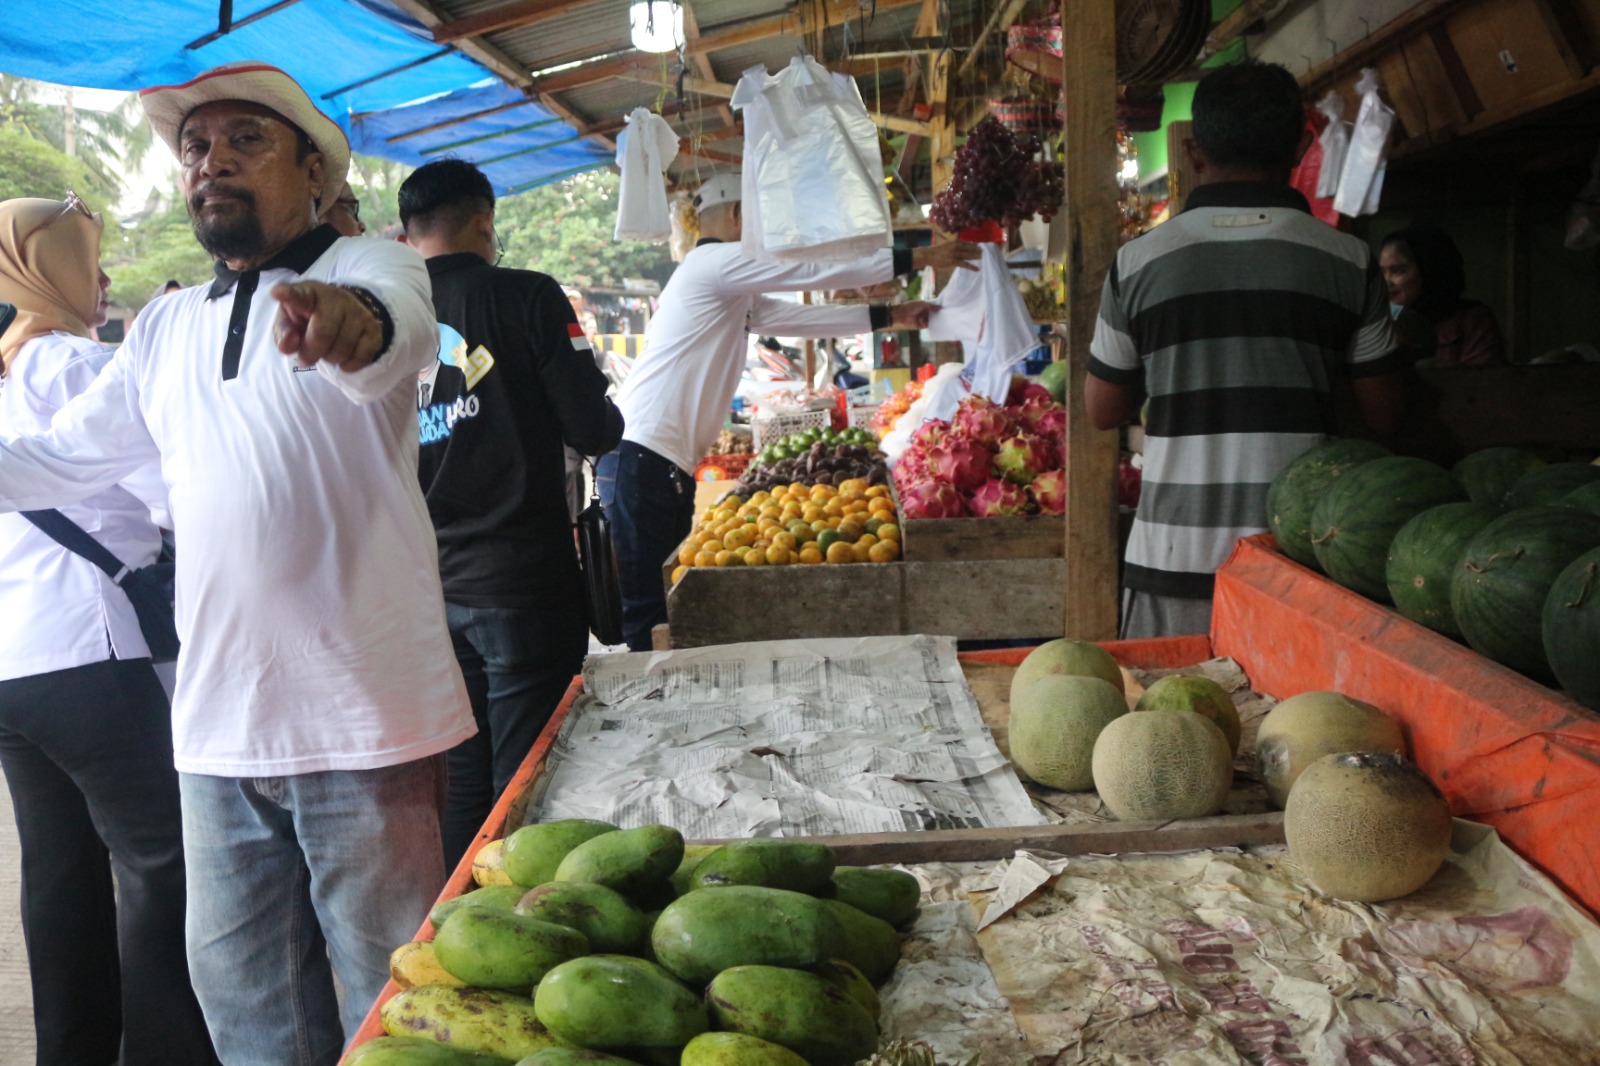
[0,0,612,193]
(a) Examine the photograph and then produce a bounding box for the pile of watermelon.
[1268,443,1600,709]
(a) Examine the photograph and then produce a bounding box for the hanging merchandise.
[1314,90,1350,200]
[1333,69,1394,218]
[923,243,1038,411]
[668,192,698,262]
[613,107,680,242]
[1291,109,1342,228]
[730,56,892,262]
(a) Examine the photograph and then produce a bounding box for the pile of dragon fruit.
[894,384,1066,519]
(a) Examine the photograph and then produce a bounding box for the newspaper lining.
[521,635,1045,837]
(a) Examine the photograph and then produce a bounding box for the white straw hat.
[693,173,742,214]
[140,61,350,209]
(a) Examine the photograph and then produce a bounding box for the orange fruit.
[800,540,820,555]
[837,521,863,542]
[765,544,792,566]
[876,523,900,542]
[850,542,873,563]
[810,519,830,535]
[801,505,824,523]
[825,541,855,564]
[743,547,767,567]
[714,550,741,567]
[824,517,842,530]
[865,485,890,498]
[868,541,900,563]
[798,547,824,565]
[817,529,841,551]
[756,519,781,535]
[671,564,689,583]
[679,544,699,566]
[787,520,812,537]
[771,531,798,552]
[746,491,767,505]
[693,550,717,568]
[857,533,878,549]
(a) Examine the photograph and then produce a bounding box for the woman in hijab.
[0,196,217,1065]
[1380,225,1508,365]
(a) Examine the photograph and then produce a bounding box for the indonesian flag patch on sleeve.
[568,323,592,351]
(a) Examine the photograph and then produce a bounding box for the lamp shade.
[629,1,684,53]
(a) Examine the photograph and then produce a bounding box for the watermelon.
[1451,447,1546,506]
[1451,507,1600,680]
[1502,463,1600,509]
[1309,457,1468,601]
[1267,439,1390,570]
[1385,502,1502,637]
[1562,481,1600,517]
[1543,547,1600,710]
[1038,361,1068,404]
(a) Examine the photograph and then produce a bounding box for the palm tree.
[0,74,152,200]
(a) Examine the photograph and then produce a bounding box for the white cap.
[693,173,742,214]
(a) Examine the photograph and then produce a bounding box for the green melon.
[1254,691,1405,809]
[1562,481,1600,517]
[1384,502,1502,637]
[1542,546,1600,710]
[1285,752,1453,903]
[1451,507,1600,680]
[1008,675,1128,791]
[1266,438,1391,569]
[1133,674,1241,754]
[1090,711,1233,821]
[1502,463,1600,509]
[1038,360,1069,404]
[1310,457,1468,601]
[1011,639,1124,701]
[1451,447,1546,506]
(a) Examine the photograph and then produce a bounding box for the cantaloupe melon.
[1133,675,1241,754]
[1255,691,1404,809]
[1008,675,1128,791]
[1090,711,1233,821]
[1010,639,1124,703]
[1284,752,1452,902]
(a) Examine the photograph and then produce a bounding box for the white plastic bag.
[924,244,1036,404]
[1314,90,1350,200]
[1333,69,1393,217]
[731,56,892,262]
[614,108,680,241]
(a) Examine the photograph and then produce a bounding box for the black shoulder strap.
[20,509,132,584]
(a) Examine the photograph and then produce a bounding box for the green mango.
[433,908,589,989]
[554,825,684,899]
[513,1050,642,1065]
[514,881,650,955]
[533,955,707,1052]
[651,885,846,986]
[821,900,901,985]
[347,1036,513,1066]
[690,840,837,894]
[679,1032,810,1066]
[503,820,620,888]
[430,885,529,930]
[813,958,880,1019]
[829,867,921,928]
[379,987,563,1060]
[668,844,721,897]
[706,965,879,1066]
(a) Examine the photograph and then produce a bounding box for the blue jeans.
[180,758,447,1066]
[442,601,587,868]
[595,441,697,652]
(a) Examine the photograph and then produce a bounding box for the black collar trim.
[695,237,724,246]
[1183,182,1312,214]
[426,252,490,276]
[208,224,342,300]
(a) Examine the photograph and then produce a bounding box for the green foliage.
[103,199,215,311]
[0,128,98,203]
[348,152,410,236]
[494,170,673,289]
[0,76,145,201]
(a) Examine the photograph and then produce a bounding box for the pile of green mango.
[357,821,925,1066]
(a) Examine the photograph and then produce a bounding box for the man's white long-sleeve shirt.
[0,226,475,776]
[617,240,906,473]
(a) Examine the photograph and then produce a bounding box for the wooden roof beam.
[529,0,921,96]
[434,0,594,45]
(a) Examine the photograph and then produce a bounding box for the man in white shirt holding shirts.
[0,61,475,1064]
[600,173,981,650]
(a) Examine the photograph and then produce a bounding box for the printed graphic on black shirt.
[418,323,488,445]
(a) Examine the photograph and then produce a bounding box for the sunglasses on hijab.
[26,191,98,242]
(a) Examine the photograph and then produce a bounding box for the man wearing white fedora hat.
[0,61,474,1064]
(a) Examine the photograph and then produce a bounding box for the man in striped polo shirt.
[1088,62,1405,638]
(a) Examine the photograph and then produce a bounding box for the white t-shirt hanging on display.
[614,107,681,241]
[924,243,1037,406]
[731,56,892,262]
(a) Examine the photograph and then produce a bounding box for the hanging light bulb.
[629,1,684,53]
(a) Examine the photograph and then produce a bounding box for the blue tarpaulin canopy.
[0,0,612,194]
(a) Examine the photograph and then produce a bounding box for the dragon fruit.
[968,477,1030,517]
[1033,407,1066,465]
[1030,468,1066,515]
[1013,390,1059,428]
[928,436,993,492]
[909,418,950,450]
[1006,376,1050,407]
[901,478,969,519]
[993,432,1056,485]
[952,397,1014,449]
[895,447,930,490]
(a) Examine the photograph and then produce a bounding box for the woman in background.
[1380,224,1508,365]
[0,196,216,1066]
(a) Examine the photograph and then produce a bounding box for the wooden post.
[928,50,955,204]
[1060,0,1121,640]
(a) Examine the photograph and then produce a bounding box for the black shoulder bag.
[574,466,624,648]
[20,509,180,663]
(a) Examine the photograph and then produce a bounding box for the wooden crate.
[899,513,1064,562]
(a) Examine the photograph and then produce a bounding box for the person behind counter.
[1379,225,1507,366]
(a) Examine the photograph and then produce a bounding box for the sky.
[32,80,179,216]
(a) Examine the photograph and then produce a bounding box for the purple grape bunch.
[930,116,1065,232]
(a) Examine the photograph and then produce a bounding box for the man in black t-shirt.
[400,160,624,866]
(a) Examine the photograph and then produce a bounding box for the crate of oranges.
[670,478,901,585]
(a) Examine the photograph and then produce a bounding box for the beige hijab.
[0,198,104,372]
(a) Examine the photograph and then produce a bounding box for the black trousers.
[0,657,217,1066]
